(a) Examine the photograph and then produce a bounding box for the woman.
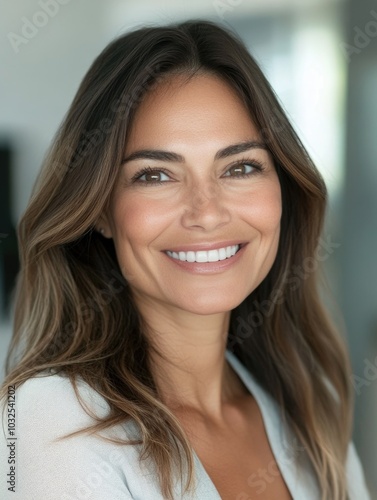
[0,20,371,500]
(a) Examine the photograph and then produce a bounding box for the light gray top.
[0,350,371,499]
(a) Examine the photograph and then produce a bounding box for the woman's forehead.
[124,73,262,155]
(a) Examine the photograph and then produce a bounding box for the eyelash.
[129,158,266,186]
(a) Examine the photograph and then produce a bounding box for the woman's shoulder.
[0,373,139,499]
[2,372,110,431]
[0,373,203,499]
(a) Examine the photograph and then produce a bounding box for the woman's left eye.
[223,162,259,177]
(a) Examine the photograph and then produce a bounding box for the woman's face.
[100,73,282,315]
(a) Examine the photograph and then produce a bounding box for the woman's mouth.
[165,244,241,263]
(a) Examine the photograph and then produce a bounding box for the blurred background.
[0,0,376,495]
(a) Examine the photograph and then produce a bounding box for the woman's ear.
[95,214,113,239]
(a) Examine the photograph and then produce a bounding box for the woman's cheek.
[237,189,282,231]
[112,193,173,240]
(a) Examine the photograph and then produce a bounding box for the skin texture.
[99,73,282,416]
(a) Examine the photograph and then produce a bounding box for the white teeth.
[187,251,195,262]
[166,245,240,263]
[218,247,227,260]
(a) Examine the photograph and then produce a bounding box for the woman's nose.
[180,183,231,232]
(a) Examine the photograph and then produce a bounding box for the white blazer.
[0,350,371,499]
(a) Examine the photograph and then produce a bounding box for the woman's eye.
[136,169,170,183]
[223,163,256,177]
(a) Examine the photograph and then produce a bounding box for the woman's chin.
[172,296,245,316]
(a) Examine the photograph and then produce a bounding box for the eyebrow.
[121,140,267,164]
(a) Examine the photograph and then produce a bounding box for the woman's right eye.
[131,167,171,184]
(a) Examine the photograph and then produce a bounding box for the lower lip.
[162,244,248,274]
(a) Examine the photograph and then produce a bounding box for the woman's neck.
[136,295,245,418]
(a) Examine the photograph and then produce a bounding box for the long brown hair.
[1,20,353,499]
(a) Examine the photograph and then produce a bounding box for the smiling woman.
[0,20,371,500]
[99,74,282,315]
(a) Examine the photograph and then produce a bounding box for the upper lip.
[163,240,247,252]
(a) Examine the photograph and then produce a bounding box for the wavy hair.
[1,20,353,499]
